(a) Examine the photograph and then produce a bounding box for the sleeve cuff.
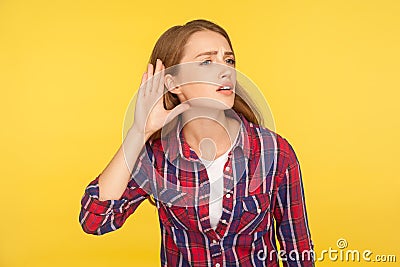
[80,174,129,215]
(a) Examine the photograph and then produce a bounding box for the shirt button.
[167,202,172,208]
[221,219,227,224]
[257,208,262,213]
[225,166,230,171]
[212,239,217,244]
[226,193,231,199]
[215,263,221,267]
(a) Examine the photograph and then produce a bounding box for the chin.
[184,95,234,109]
[222,96,235,109]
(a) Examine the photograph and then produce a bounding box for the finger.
[139,72,148,96]
[165,103,190,124]
[140,71,147,86]
[156,64,165,94]
[151,59,162,94]
[154,59,162,75]
[145,63,154,94]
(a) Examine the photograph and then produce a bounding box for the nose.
[218,65,232,80]
[216,61,235,82]
[215,51,235,80]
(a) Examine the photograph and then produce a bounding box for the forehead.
[182,30,232,57]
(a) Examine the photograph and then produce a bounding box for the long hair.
[145,19,263,205]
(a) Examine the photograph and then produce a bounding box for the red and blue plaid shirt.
[79,111,314,266]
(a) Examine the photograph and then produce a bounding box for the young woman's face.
[171,30,237,109]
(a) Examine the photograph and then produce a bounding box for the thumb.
[164,103,190,123]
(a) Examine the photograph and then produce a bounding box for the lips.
[216,83,234,92]
[216,83,234,95]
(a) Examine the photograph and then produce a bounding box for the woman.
[79,19,314,266]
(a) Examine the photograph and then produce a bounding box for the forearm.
[98,127,151,201]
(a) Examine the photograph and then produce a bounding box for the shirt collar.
[162,110,253,163]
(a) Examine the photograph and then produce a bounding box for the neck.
[182,108,239,160]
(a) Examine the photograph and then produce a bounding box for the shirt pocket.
[156,189,191,231]
[237,193,271,235]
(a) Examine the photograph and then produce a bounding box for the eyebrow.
[194,51,235,58]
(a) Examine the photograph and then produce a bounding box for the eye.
[226,58,236,65]
[200,59,212,65]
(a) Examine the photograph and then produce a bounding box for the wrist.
[129,125,153,141]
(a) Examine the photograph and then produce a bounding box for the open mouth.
[216,84,233,91]
[216,84,234,95]
[216,86,232,91]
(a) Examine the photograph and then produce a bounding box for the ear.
[164,74,183,95]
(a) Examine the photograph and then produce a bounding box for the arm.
[97,128,152,201]
[273,139,315,266]
[79,59,189,235]
[78,128,154,235]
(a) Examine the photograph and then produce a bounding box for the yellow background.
[1,0,399,266]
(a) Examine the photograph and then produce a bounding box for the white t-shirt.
[199,149,230,230]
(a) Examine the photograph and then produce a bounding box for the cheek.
[181,83,216,98]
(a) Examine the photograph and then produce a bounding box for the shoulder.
[249,122,299,169]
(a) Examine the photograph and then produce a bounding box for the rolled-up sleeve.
[79,142,154,235]
[273,139,315,266]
